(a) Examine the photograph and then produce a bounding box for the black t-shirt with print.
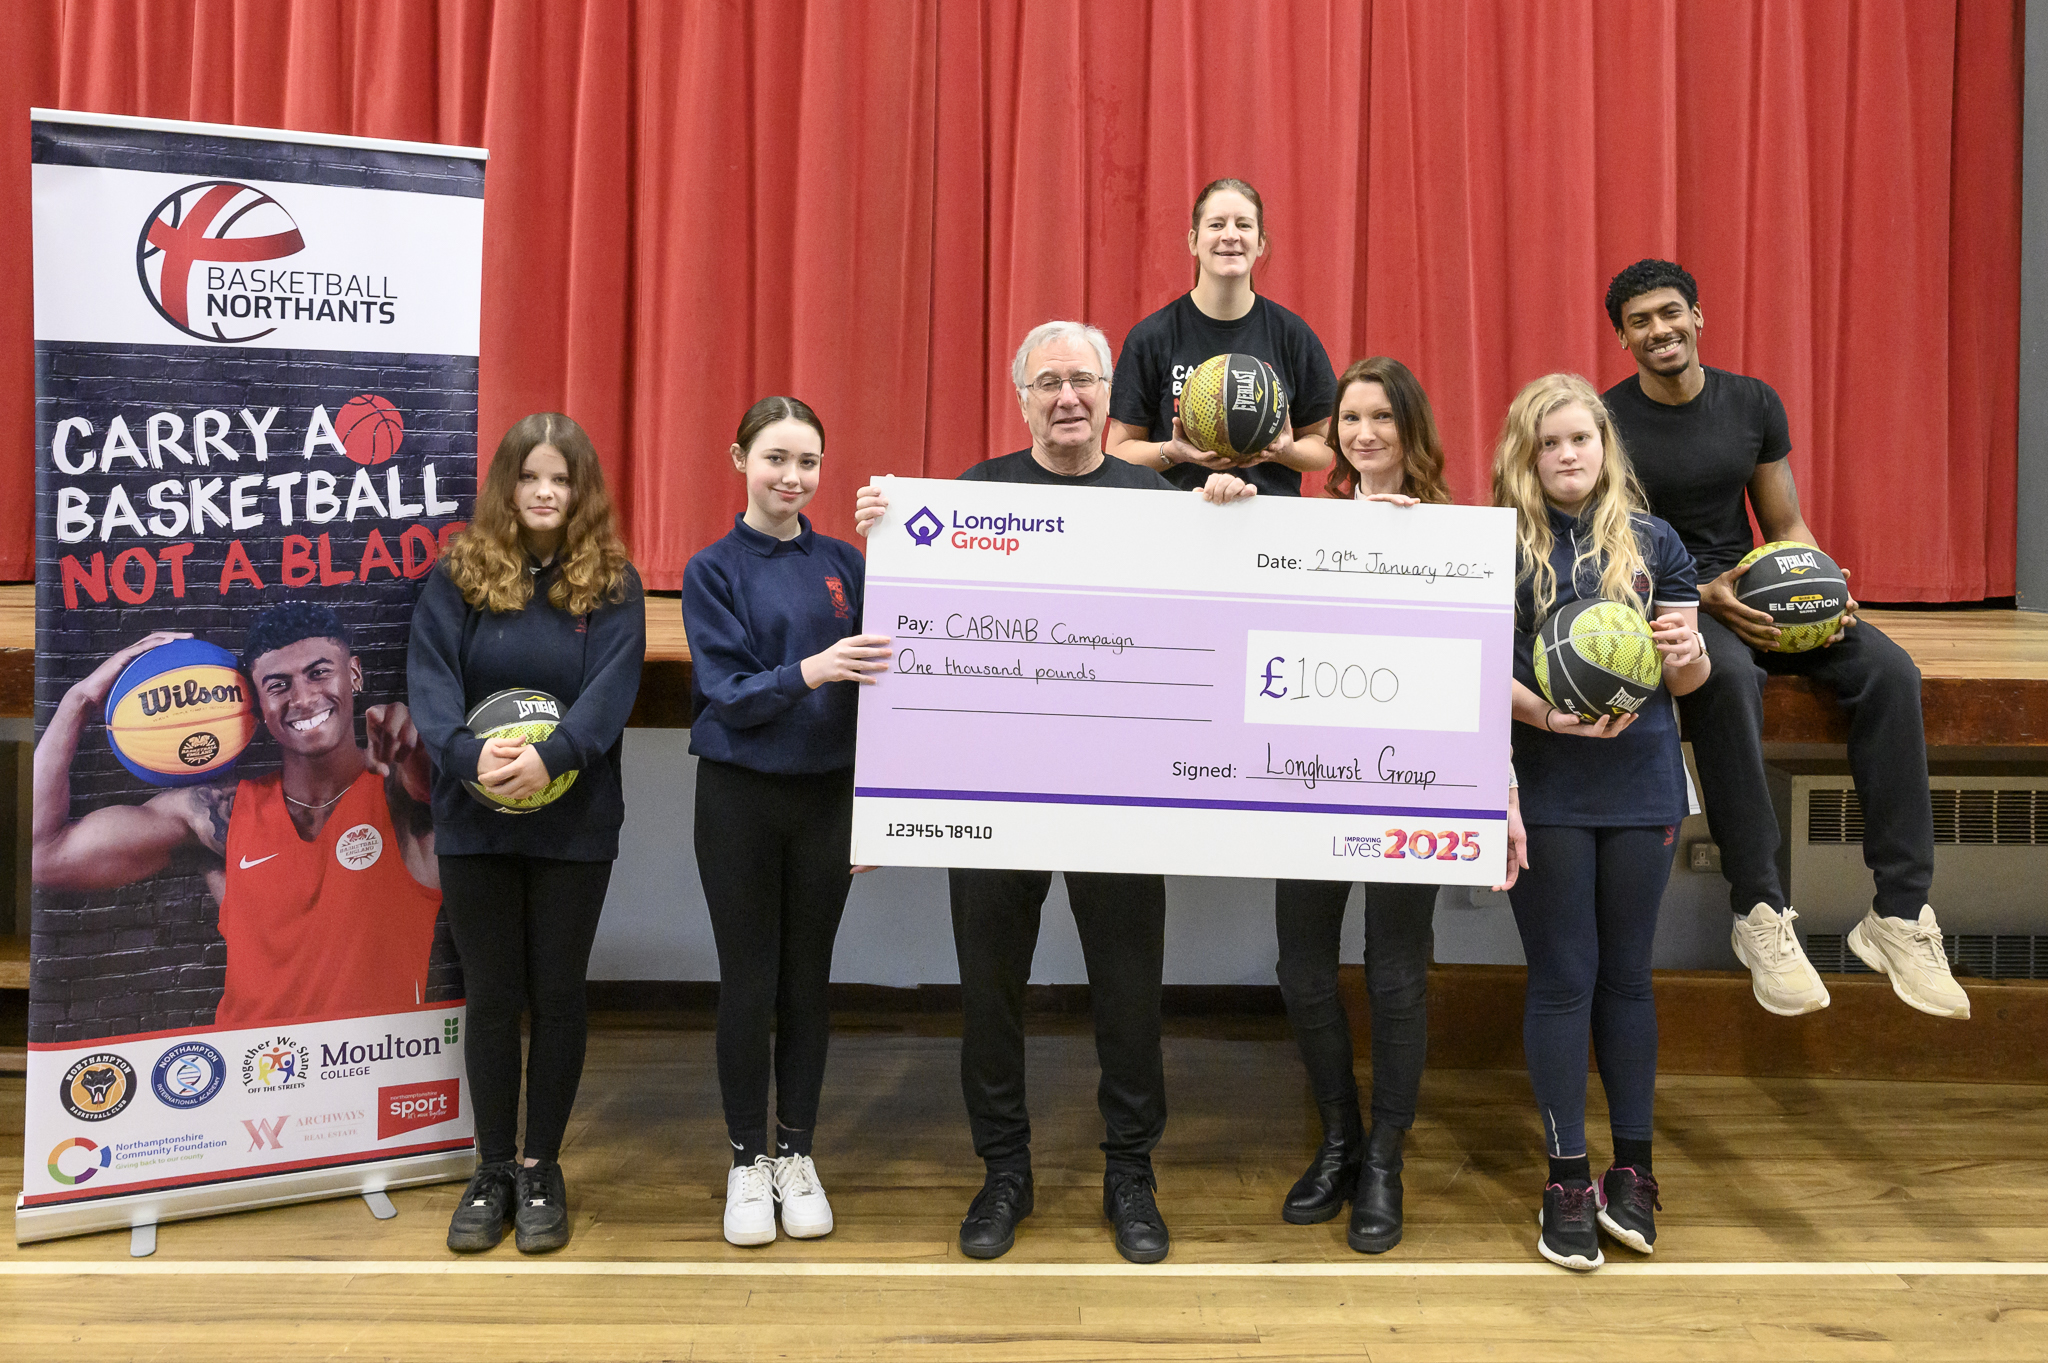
[1110,293,1337,498]
[1602,367,1792,579]
[958,448,1179,490]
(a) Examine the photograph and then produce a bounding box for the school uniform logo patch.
[824,575,851,620]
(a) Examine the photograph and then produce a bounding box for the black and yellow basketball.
[1735,540,1847,653]
[1533,599,1664,720]
[1177,352,1287,462]
[462,689,579,813]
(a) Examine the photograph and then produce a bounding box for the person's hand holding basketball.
[1545,710,1638,739]
[365,702,432,802]
[1823,567,1861,645]
[1648,612,1705,667]
[1168,416,1239,471]
[1699,565,1781,650]
[477,736,551,802]
[70,631,195,714]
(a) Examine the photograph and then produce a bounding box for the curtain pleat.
[0,0,2018,599]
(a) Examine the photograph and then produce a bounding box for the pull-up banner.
[18,112,486,1244]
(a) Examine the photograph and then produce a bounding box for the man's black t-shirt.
[1602,367,1792,579]
[959,448,1178,491]
[1110,293,1336,498]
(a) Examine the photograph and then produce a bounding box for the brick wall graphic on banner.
[19,112,486,1243]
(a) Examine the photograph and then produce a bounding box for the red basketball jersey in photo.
[215,769,442,1028]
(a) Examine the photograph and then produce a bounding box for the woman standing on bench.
[1493,373,1710,1270]
[1272,357,1527,1252]
[683,396,891,1248]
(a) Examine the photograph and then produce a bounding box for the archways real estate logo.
[136,180,306,343]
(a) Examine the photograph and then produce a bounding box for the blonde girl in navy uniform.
[1492,373,1709,1271]
[682,396,889,1248]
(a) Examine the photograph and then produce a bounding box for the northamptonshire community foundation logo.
[242,1036,311,1092]
[47,1137,113,1186]
[150,1041,226,1110]
[60,1053,136,1122]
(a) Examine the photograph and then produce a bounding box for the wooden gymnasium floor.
[5,1012,2048,1361]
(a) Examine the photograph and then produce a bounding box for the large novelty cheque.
[852,478,1516,884]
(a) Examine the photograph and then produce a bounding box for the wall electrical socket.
[1685,841,1722,875]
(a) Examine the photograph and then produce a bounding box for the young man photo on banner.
[1600,259,1970,1022]
[31,603,444,1028]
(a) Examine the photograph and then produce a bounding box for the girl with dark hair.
[1274,357,1524,1253]
[1107,176,1337,497]
[1492,373,1710,1270]
[683,396,890,1247]
[408,412,646,1255]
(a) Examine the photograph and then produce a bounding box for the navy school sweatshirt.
[682,514,867,774]
[407,557,647,861]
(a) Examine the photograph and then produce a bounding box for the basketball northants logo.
[136,181,306,343]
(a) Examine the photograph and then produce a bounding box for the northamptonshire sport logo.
[136,181,307,343]
[47,1137,114,1187]
[904,507,945,546]
[150,1040,226,1110]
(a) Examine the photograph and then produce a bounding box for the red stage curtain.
[0,0,2018,599]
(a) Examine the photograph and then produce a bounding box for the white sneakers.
[771,1153,835,1239]
[1731,904,1832,1015]
[1848,906,1972,1019]
[722,1153,836,1245]
[723,1156,777,1246]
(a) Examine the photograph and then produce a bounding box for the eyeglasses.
[1025,372,1103,396]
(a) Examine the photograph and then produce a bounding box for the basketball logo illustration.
[135,180,306,343]
[336,394,405,465]
[60,1053,136,1122]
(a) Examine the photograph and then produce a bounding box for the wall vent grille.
[1803,932,2048,980]
[1804,788,2048,846]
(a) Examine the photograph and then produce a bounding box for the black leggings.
[439,854,612,1164]
[1273,880,1435,1129]
[693,759,855,1143]
[1506,825,1676,1158]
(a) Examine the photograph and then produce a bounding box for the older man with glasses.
[856,319,1252,1263]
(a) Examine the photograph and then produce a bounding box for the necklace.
[283,787,350,812]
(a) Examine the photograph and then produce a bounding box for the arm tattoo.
[194,784,235,855]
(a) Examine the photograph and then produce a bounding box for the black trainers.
[1596,1165,1661,1255]
[959,1170,1033,1260]
[1536,1180,1604,1271]
[514,1159,571,1254]
[1104,1170,1170,1264]
[445,1160,517,1253]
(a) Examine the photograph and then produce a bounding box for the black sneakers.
[1104,1170,1170,1264]
[1596,1165,1661,1255]
[514,1159,571,1254]
[959,1170,1034,1260]
[445,1159,517,1253]
[1536,1179,1604,1271]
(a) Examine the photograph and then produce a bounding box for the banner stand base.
[14,1148,473,1246]
[363,1192,398,1220]
[129,1223,155,1257]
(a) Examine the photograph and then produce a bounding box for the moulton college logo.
[150,1040,226,1110]
[135,180,400,344]
[61,1053,136,1122]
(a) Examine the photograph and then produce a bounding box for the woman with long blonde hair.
[408,412,645,1255]
[1493,374,1708,1271]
